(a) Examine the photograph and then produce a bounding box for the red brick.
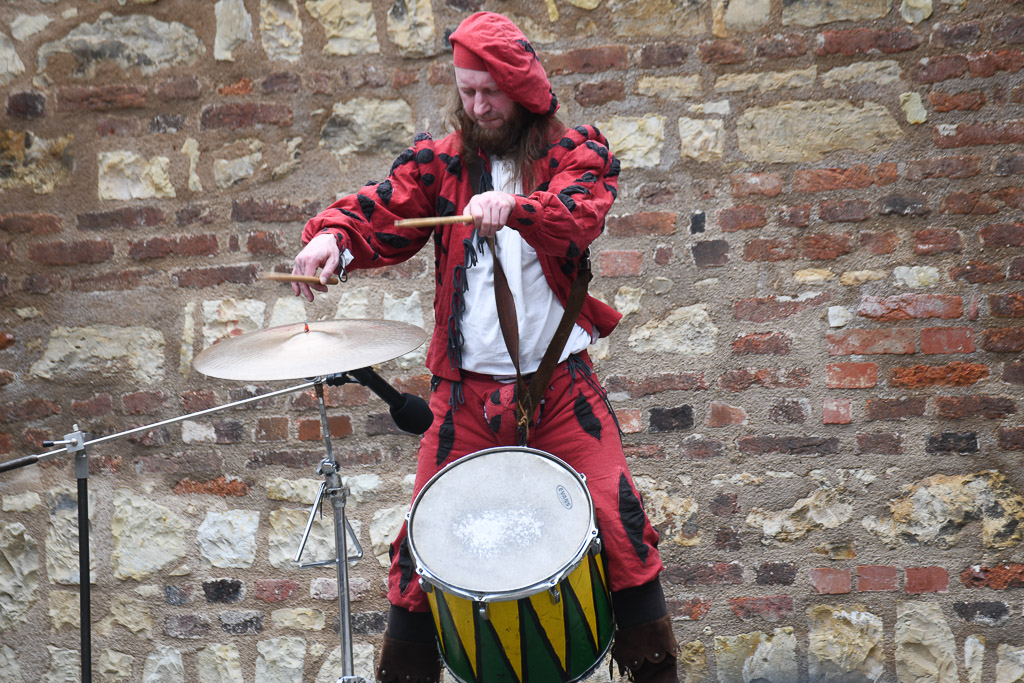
[865,397,927,421]
[928,90,986,112]
[78,207,164,231]
[1,398,61,423]
[941,190,1000,215]
[914,227,963,255]
[297,415,352,440]
[231,199,319,223]
[638,43,688,68]
[732,332,791,355]
[823,398,852,424]
[6,91,46,119]
[982,223,1024,247]
[743,238,797,262]
[666,598,711,621]
[913,55,969,83]
[123,391,166,416]
[617,409,643,434]
[861,231,899,255]
[946,260,1003,284]
[156,77,201,100]
[857,565,899,592]
[966,50,1024,78]
[858,294,963,321]
[730,173,783,197]
[809,568,851,594]
[29,240,113,266]
[935,121,1024,148]
[793,165,872,192]
[936,395,1016,419]
[253,579,300,603]
[665,561,743,586]
[263,72,302,93]
[606,212,677,237]
[542,46,628,75]
[604,372,707,398]
[200,103,293,130]
[676,438,724,460]
[0,213,61,235]
[719,368,810,392]
[729,596,794,621]
[889,361,989,388]
[879,193,929,217]
[981,327,1024,352]
[1009,258,1024,281]
[906,155,982,180]
[710,493,739,516]
[857,432,903,454]
[255,417,288,441]
[57,84,147,111]
[994,184,1024,208]
[734,293,830,322]
[827,362,877,389]
[173,265,259,288]
[999,427,1024,449]
[873,163,899,185]
[129,235,218,260]
[920,327,975,354]
[801,234,852,260]
[932,21,981,47]
[961,563,1024,590]
[706,401,748,427]
[219,77,252,95]
[769,398,808,424]
[719,205,766,232]
[905,566,948,594]
[574,80,624,107]
[71,394,113,419]
[173,476,250,496]
[994,16,1024,44]
[738,435,838,455]
[1006,361,1024,386]
[246,231,285,256]
[826,329,916,355]
[655,246,674,265]
[991,293,1024,317]
[779,204,811,227]
[698,40,745,64]
[819,199,871,223]
[755,33,807,58]
[598,250,642,277]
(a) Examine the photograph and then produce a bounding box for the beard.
[460,105,527,158]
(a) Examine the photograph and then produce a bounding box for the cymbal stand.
[293,379,367,683]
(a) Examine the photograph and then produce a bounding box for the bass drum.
[407,447,613,683]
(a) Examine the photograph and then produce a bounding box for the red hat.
[449,12,559,117]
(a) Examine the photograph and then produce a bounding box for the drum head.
[408,448,594,597]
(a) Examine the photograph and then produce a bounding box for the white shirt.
[460,159,592,375]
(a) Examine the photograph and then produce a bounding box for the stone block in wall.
[256,636,306,682]
[260,0,302,62]
[745,487,853,544]
[626,304,717,355]
[198,642,245,683]
[30,324,165,386]
[896,602,958,682]
[0,130,73,195]
[307,0,379,56]
[607,0,705,38]
[111,490,189,580]
[215,0,253,61]
[597,115,665,168]
[807,604,884,682]
[321,98,414,161]
[0,522,40,630]
[714,628,798,682]
[387,0,438,57]
[782,0,890,26]
[198,510,260,568]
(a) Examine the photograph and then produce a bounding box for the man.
[292,12,678,683]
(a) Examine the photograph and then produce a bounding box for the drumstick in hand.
[263,272,339,285]
[394,215,474,228]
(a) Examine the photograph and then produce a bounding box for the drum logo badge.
[556,485,573,510]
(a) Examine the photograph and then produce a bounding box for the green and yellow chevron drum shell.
[407,447,614,683]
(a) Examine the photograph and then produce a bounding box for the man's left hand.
[464,191,517,238]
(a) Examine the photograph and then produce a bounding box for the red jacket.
[301,124,622,381]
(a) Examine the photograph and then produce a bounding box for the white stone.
[714,628,798,682]
[214,139,263,189]
[49,589,80,630]
[256,637,306,683]
[198,510,260,568]
[900,91,928,124]
[634,478,700,547]
[12,14,54,41]
[1,33,26,87]
[370,505,407,567]
[737,99,902,163]
[197,643,244,683]
[307,0,379,56]
[821,61,902,88]
[383,291,427,369]
[273,136,304,180]
[896,602,958,682]
[3,492,41,511]
[98,594,153,636]
[260,0,302,62]
[335,287,372,319]
[997,644,1024,683]
[46,488,96,585]
[607,0,705,37]
[30,324,165,385]
[111,489,190,580]
[688,100,731,116]
[45,647,79,682]
[746,487,853,544]
[782,0,891,26]
[637,75,701,99]
[202,299,267,347]
[678,118,725,162]
[142,645,184,683]
[597,115,665,168]
[181,421,217,443]
[98,649,134,683]
[807,605,884,682]
[98,151,175,200]
[269,509,352,569]
[894,265,939,288]
[841,270,886,286]
[15,307,40,320]
[627,303,717,355]
[272,607,325,630]
[386,0,438,57]
[215,0,252,61]
[614,287,643,317]
[345,474,382,504]
[181,138,202,192]
[315,643,375,683]
[715,67,816,93]
[37,14,203,81]
[321,98,415,159]
[901,0,933,22]
[651,277,673,295]
[0,645,23,683]
[965,635,985,683]
[180,301,195,377]
[828,306,855,328]
[713,0,770,35]
[795,268,834,283]
[267,477,323,504]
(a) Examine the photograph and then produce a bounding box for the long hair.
[447,88,566,192]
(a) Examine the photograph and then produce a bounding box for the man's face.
[455,67,517,129]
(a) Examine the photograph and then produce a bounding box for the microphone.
[345,367,434,435]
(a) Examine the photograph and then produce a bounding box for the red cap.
[449,12,559,117]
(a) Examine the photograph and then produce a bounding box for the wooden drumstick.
[394,215,474,227]
[263,271,339,285]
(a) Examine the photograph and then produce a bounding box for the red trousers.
[387,356,663,611]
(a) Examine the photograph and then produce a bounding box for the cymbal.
[193,319,427,381]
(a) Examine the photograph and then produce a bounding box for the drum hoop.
[407,446,598,603]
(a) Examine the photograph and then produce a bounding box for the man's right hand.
[291,232,341,301]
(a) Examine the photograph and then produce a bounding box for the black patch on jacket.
[374,232,411,249]
[437,408,455,466]
[517,39,537,57]
[558,137,576,150]
[550,157,560,169]
[567,241,581,260]
[376,180,393,206]
[562,184,591,197]
[436,195,457,217]
[415,148,435,164]
[439,153,462,178]
[574,391,601,440]
[618,474,650,564]
[517,218,534,226]
[558,193,577,212]
[585,141,609,162]
[339,208,363,222]
[390,148,416,174]
[422,173,435,187]
[397,538,416,592]
[523,203,536,213]
[578,171,599,183]
[608,157,621,177]
[357,194,375,221]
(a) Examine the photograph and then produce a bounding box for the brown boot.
[611,615,679,683]
[376,633,442,683]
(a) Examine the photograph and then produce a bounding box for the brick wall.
[1,0,1023,680]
